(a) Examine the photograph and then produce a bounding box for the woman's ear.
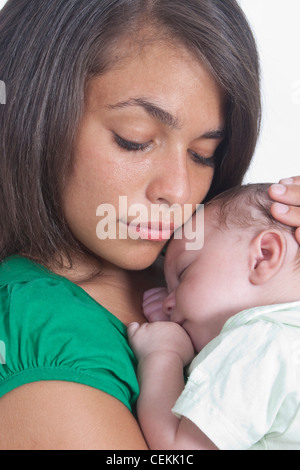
[249,230,287,285]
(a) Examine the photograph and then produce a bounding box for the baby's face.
[164,205,249,351]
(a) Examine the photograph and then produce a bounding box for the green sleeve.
[0,278,139,412]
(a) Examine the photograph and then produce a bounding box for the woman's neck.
[52,251,166,326]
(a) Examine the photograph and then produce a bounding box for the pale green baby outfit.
[172,302,300,450]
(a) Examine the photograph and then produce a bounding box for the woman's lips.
[128,222,175,241]
[119,218,178,242]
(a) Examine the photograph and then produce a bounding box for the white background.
[0,0,299,184]
[238,0,300,184]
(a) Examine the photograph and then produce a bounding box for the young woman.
[0,0,299,449]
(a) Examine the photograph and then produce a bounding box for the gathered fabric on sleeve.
[0,256,139,413]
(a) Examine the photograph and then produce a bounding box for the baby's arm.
[127,322,218,450]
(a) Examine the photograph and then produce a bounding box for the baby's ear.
[249,229,287,285]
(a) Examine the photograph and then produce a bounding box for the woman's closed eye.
[113,132,216,168]
[113,133,152,152]
[189,150,216,168]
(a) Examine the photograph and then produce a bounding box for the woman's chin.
[117,248,166,272]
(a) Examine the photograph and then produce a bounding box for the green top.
[0,256,139,412]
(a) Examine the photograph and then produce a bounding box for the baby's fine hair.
[208,182,300,266]
[208,183,297,239]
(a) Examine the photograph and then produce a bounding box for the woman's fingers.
[270,203,300,227]
[280,176,300,185]
[269,179,300,206]
[269,177,300,233]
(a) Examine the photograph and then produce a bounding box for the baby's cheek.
[175,283,196,317]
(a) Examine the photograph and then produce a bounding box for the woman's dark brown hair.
[0,0,261,267]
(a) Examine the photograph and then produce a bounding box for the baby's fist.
[128,321,194,366]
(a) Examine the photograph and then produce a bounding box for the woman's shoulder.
[0,256,139,412]
[0,255,125,331]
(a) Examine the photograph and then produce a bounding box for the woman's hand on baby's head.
[270,176,300,244]
[127,322,194,367]
[142,287,170,322]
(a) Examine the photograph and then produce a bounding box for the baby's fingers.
[143,287,168,306]
[143,287,169,322]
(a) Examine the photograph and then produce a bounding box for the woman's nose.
[162,292,176,318]
[146,148,191,207]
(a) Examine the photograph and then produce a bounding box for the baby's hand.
[142,287,170,322]
[128,322,195,367]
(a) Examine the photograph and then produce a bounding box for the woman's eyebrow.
[107,97,182,129]
[107,97,225,139]
[201,129,225,140]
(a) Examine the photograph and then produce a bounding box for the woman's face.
[63,40,225,271]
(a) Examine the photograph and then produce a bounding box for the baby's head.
[163,183,300,352]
